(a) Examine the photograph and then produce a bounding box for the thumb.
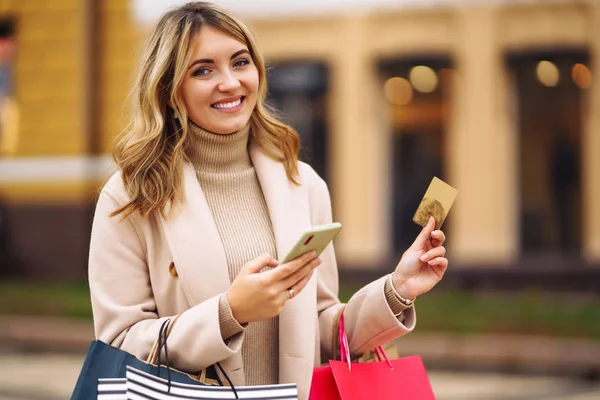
[244,254,279,274]
[410,216,435,250]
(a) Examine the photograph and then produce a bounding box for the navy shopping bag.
[70,317,232,400]
[71,340,217,399]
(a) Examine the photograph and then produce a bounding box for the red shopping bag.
[309,312,436,400]
[310,365,342,400]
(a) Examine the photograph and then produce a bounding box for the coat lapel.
[159,143,318,390]
[250,143,317,388]
[158,163,231,307]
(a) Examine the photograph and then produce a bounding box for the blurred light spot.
[536,61,560,87]
[572,63,592,89]
[409,66,438,93]
[384,77,413,106]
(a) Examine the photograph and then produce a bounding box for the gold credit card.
[413,177,458,230]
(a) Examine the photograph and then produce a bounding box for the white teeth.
[213,99,242,109]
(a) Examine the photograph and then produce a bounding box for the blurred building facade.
[0,0,599,279]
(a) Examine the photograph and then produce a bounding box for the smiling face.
[179,25,259,135]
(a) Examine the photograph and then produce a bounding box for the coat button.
[168,262,178,278]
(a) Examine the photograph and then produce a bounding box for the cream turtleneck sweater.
[186,121,279,385]
[184,121,410,386]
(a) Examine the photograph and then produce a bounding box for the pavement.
[0,315,599,399]
[0,352,598,400]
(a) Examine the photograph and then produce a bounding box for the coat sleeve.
[308,169,416,361]
[89,188,244,373]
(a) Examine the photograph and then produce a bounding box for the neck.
[185,121,252,173]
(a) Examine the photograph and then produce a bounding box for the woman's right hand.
[227,251,322,324]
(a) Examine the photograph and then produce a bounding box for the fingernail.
[428,260,436,266]
[420,254,430,262]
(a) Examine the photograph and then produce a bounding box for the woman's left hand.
[391,216,448,300]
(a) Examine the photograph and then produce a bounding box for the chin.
[214,118,251,135]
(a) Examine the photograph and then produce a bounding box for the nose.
[218,70,241,92]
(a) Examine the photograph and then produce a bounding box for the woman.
[88,2,448,399]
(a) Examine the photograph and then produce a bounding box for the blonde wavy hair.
[112,1,300,219]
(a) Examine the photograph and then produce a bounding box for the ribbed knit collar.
[185,121,252,173]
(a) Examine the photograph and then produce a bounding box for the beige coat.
[89,142,415,399]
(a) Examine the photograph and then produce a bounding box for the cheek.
[181,81,213,110]
[245,68,260,97]
[250,79,260,98]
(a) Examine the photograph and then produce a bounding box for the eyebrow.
[188,49,250,70]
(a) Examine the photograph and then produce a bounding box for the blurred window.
[266,62,329,184]
[378,56,454,252]
[508,50,588,255]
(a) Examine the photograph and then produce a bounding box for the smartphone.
[280,222,342,264]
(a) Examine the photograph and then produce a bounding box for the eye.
[233,59,250,68]
[193,67,211,77]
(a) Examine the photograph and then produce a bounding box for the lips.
[211,96,245,110]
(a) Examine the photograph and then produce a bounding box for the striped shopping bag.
[125,365,298,399]
[98,378,126,400]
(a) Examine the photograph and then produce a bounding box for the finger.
[410,217,436,250]
[279,257,322,290]
[279,287,294,304]
[430,230,446,247]
[426,257,449,275]
[269,250,317,282]
[420,246,446,263]
[425,238,434,252]
[283,270,315,302]
[244,254,278,274]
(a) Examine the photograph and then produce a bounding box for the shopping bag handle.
[156,318,174,387]
[374,345,394,369]
[338,312,352,370]
[338,312,394,370]
[150,316,239,398]
[147,315,181,364]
